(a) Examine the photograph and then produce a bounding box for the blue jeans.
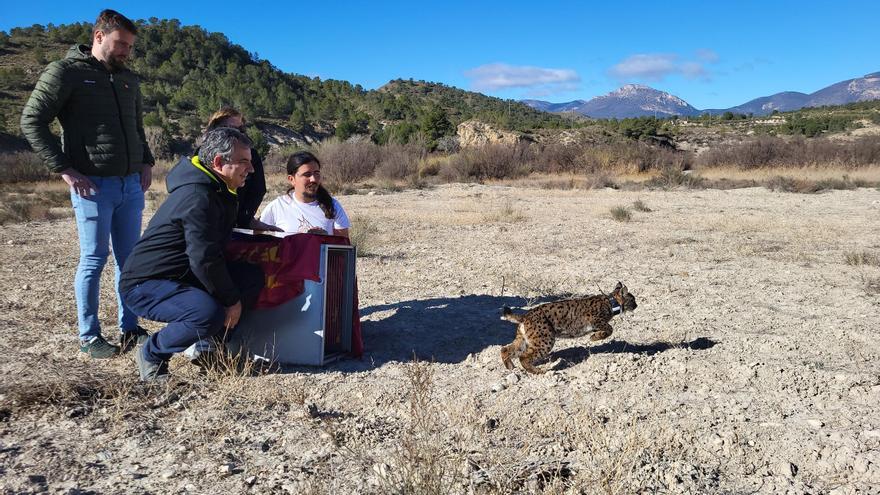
[122,280,226,363]
[122,262,264,364]
[70,174,144,340]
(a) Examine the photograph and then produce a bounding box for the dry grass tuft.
[860,273,880,296]
[0,152,51,183]
[0,200,52,224]
[632,200,652,212]
[648,168,705,189]
[349,214,379,257]
[765,175,864,193]
[0,185,70,224]
[609,206,632,222]
[482,201,526,223]
[367,359,472,493]
[0,355,146,420]
[845,251,880,266]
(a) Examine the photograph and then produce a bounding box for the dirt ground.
[1,183,879,494]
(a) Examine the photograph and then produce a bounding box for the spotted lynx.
[500,282,638,374]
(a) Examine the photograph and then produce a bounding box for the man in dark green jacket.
[20,9,155,358]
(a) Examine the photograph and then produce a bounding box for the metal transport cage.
[228,238,356,366]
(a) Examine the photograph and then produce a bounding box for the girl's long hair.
[287,151,335,219]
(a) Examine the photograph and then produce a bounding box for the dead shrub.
[349,214,379,257]
[462,143,535,180]
[609,206,632,222]
[0,185,70,224]
[145,126,173,161]
[316,137,381,188]
[583,172,618,189]
[369,359,470,493]
[147,159,175,189]
[529,176,579,189]
[263,145,299,175]
[437,153,476,183]
[0,200,50,224]
[632,200,652,212]
[861,273,880,296]
[766,175,860,193]
[0,152,51,183]
[845,251,880,266]
[648,167,705,189]
[766,175,800,192]
[374,143,422,182]
[535,142,691,175]
[538,143,583,173]
[698,135,880,169]
[481,201,526,223]
[0,356,144,417]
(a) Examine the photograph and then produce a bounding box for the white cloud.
[608,54,679,80]
[464,63,581,94]
[696,48,719,63]
[680,62,708,79]
[608,53,714,81]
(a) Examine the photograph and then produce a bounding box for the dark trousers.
[122,262,263,363]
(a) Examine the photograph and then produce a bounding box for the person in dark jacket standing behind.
[120,127,264,382]
[204,107,278,231]
[20,9,154,359]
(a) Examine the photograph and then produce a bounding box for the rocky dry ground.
[1,183,879,494]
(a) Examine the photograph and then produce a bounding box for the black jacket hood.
[166,156,230,195]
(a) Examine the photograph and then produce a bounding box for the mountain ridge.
[524,72,880,118]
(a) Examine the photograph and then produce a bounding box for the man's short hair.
[94,9,138,36]
[199,127,253,166]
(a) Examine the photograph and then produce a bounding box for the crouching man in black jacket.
[120,127,263,382]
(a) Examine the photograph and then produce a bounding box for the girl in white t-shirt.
[259,151,350,236]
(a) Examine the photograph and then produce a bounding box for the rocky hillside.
[0,20,573,149]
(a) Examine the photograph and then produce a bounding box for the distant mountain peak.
[523,84,697,118]
[524,70,880,118]
[617,83,651,91]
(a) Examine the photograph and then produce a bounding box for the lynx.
[500,282,638,374]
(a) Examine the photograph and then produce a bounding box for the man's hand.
[249,218,284,232]
[307,227,329,235]
[61,168,98,197]
[140,165,153,191]
[224,301,243,330]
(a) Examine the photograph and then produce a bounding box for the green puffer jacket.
[20,44,154,176]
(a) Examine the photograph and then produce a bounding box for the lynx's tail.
[500,306,523,323]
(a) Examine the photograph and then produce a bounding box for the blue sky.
[3,1,878,109]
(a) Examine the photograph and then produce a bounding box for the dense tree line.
[0,19,574,145]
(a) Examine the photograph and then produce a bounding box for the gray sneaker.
[134,344,169,383]
[80,335,120,359]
